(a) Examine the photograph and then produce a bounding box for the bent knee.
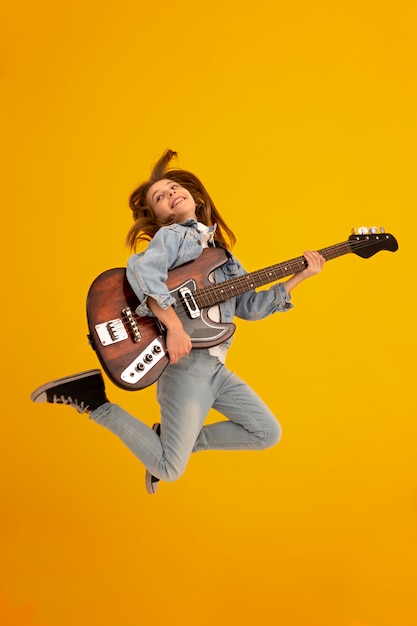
[262,419,282,449]
[158,463,186,483]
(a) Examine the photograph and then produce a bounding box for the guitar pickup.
[179,286,200,319]
[95,319,128,346]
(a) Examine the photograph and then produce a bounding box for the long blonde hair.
[126,149,236,251]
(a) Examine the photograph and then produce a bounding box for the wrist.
[165,317,183,331]
[284,272,305,293]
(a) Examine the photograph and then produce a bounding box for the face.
[146,179,197,222]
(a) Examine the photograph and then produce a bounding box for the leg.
[152,351,220,480]
[193,365,282,452]
[90,402,166,477]
[30,363,212,485]
[92,351,218,482]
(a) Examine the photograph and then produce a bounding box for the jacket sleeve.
[220,255,293,321]
[126,228,183,317]
[234,283,293,320]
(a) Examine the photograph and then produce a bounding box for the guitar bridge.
[122,307,142,342]
[95,319,128,346]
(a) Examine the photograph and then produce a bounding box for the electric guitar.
[86,229,398,391]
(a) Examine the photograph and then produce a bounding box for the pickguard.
[171,279,231,343]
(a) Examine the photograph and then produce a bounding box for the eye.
[156,194,163,202]
[171,184,178,190]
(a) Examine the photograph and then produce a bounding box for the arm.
[230,250,325,321]
[147,298,192,364]
[126,227,183,317]
[283,250,325,294]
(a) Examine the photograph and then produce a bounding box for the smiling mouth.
[172,197,185,208]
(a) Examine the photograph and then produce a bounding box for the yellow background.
[1,1,416,625]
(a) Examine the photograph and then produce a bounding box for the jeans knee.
[263,419,282,448]
[159,463,186,483]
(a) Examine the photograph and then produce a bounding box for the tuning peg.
[380,226,385,233]
[369,226,378,234]
[358,226,368,234]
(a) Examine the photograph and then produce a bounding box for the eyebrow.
[151,181,175,201]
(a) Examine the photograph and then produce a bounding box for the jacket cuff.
[275,283,293,311]
[135,293,176,317]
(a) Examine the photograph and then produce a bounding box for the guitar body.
[86,247,235,391]
[166,247,236,346]
[86,231,398,391]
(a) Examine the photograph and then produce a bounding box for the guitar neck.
[196,241,352,308]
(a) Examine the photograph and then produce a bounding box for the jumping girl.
[31,149,325,494]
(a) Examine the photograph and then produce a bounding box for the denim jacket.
[126,219,293,349]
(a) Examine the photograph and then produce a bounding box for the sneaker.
[145,423,161,495]
[31,369,109,414]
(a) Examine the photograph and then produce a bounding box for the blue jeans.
[90,350,281,482]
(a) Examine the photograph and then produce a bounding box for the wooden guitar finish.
[86,232,398,391]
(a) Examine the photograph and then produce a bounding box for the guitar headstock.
[348,227,398,258]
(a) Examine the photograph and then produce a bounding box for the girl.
[31,150,325,494]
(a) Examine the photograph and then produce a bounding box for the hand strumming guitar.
[147,297,192,364]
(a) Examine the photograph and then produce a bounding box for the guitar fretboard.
[195,241,352,308]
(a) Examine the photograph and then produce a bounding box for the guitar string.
[175,237,394,306]
[124,236,394,329]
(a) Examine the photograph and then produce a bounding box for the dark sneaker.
[31,369,109,414]
[145,423,161,495]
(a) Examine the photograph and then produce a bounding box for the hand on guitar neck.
[284,250,326,294]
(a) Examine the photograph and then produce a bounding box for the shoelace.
[53,394,89,414]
